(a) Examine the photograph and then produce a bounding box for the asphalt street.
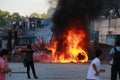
[6,63,113,80]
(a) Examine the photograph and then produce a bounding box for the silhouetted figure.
[24,44,38,79]
[110,36,120,80]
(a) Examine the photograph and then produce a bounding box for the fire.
[46,31,88,63]
[66,30,88,62]
[46,21,88,63]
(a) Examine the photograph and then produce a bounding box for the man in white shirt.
[86,49,105,80]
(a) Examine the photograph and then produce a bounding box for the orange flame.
[46,21,88,63]
[46,30,88,63]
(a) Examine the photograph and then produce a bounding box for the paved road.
[6,63,113,80]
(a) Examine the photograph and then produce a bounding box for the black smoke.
[52,0,103,39]
[51,0,104,60]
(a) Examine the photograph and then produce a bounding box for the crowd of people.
[101,7,120,19]
[10,20,35,31]
[10,18,49,31]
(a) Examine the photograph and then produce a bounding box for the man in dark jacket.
[110,36,120,80]
[25,44,38,79]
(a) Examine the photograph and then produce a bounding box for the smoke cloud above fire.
[52,0,103,37]
[49,0,104,62]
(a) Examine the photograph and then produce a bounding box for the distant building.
[93,18,120,45]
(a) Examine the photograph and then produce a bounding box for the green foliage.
[0,10,9,27]
[0,9,50,28]
[29,12,47,18]
[10,12,21,21]
[0,10,24,27]
[40,13,47,18]
[29,12,40,18]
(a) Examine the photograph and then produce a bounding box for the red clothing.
[0,57,6,80]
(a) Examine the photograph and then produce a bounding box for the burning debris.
[46,0,104,63]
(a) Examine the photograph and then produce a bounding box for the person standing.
[110,36,120,80]
[86,49,105,80]
[24,44,38,79]
[0,49,11,80]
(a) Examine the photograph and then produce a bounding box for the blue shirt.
[110,46,120,55]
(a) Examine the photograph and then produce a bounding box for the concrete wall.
[94,18,120,45]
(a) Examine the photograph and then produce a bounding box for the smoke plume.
[51,0,103,60]
[52,0,103,38]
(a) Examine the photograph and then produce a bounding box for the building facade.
[94,18,120,45]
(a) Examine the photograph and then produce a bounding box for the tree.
[0,10,10,27]
[10,12,22,21]
[29,12,40,18]
[40,13,47,18]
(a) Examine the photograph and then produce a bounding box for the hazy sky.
[0,0,50,16]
